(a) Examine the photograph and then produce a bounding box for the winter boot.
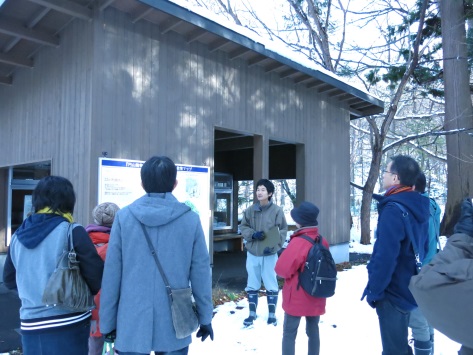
[430,333,435,354]
[413,339,433,355]
[243,291,258,326]
[266,290,279,325]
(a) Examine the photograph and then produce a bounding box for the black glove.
[252,231,265,240]
[196,323,214,342]
[104,330,116,343]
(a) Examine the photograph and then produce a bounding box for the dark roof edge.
[138,0,384,113]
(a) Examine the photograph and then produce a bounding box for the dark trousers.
[118,346,188,355]
[21,320,90,355]
[282,313,320,355]
[375,298,411,355]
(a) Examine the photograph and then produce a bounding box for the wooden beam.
[306,80,324,89]
[293,75,312,84]
[0,52,34,68]
[187,28,207,43]
[264,62,285,73]
[228,47,251,60]
[279,68,298,79]
[208,38,230,52]
[2,7,51,53]
[0,17,59,47]
[28,0,93,21]
[132,8,153,23]
[98,0,116,12]
[0,75,12,85]
[160,17,182,34]
[315,84,333,93]
[247,54,269,67]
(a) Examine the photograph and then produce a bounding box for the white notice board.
[98,158,210,250]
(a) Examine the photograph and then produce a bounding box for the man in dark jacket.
[362,155,429,355]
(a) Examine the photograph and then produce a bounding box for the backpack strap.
[430,197,442,251]
[298,234,316,245]
[390,202,422,273]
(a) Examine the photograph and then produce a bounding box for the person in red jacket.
[85,202,120,355]
[275,201,329,355]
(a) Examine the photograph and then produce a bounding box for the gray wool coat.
[99,192,213,353]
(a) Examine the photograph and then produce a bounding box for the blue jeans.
[375,298,411,355]
[282,313,320,355]
[409,307,433,342]
[21,319,90,355]
[118,347,188,355]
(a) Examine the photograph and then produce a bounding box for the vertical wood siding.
[0,8,351,244]
[0,19,94,224]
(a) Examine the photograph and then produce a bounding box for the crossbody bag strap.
[138,222,173,301]
[391,202,422,271]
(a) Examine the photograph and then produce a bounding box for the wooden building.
[0,0,383,262]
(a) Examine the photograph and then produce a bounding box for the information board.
[98,158,210,250]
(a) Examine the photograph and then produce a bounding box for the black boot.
[413,339,433,355]
[243,291,258,326]
[267,290,278,325]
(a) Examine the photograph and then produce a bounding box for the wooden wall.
[0,7,351,245]
[89,9,351,244]
[0,19,94,225]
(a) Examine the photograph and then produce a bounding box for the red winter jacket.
[86,226,111,337]
[275,227,329,317]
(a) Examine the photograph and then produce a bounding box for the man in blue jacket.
[362,155,429,355]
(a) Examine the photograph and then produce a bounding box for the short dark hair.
[141,156,177,193]
[256,179,275,201]
[32,176,76,214]
[389,155,421,187]
[415,172,427,193]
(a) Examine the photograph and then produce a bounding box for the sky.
[187,229,460,355]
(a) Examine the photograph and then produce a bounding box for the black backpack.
[297,235,337,298]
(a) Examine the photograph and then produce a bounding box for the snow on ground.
[190,265,460,354]
[189,215,460,354]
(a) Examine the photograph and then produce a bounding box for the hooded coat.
[3,215,103,330]
[99,193,213,353]
[362,190,429,311]
[275,227,328,316]
[409,198,473,348]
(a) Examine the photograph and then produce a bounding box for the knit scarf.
[384,185,413,197]
[36,207,74,223]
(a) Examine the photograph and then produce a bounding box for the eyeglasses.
[383,170,397,175]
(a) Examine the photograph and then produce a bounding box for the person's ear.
[172,180,178,191]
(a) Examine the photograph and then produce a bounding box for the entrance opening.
[1,161,50,248]
[213,128,298,253]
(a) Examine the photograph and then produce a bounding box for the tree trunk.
[360,148,384,244]
[440,0,473,235]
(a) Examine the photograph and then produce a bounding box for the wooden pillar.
[253,134,269,183]
[295,143,305,205]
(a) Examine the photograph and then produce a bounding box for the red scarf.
[385,185,413,196]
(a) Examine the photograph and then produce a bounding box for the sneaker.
[267,316,277,326]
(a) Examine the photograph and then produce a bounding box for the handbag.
[42,223,95,312]
[139,223,199,339]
